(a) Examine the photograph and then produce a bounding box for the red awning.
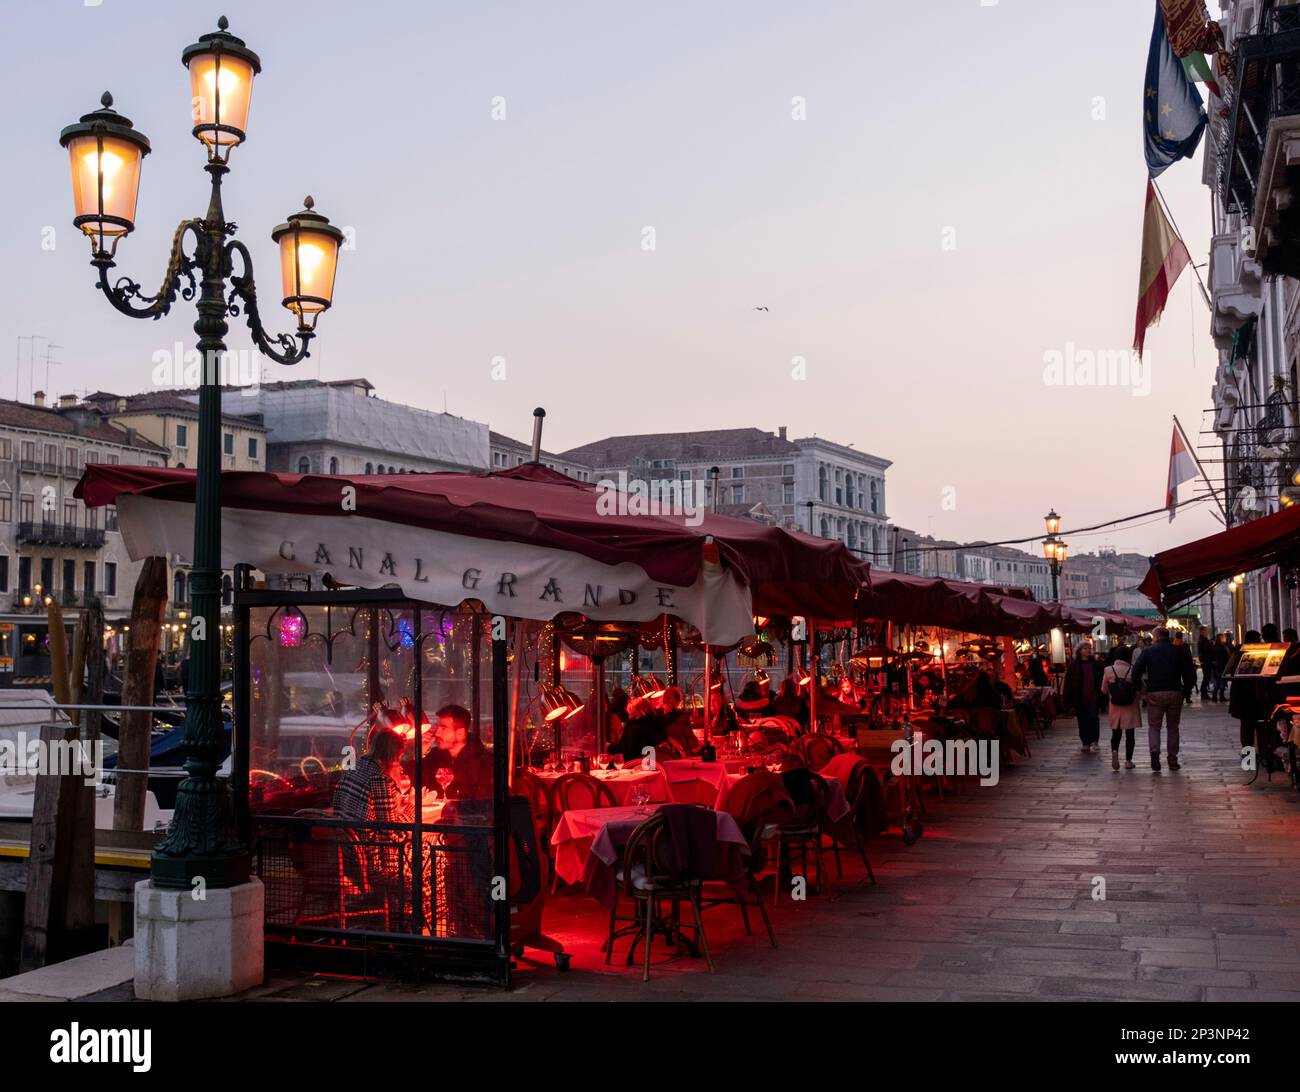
[860,572,1062,637]
[1139,505,1300,611]
[77,463,870,625]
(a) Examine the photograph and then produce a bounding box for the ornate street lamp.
[60,16,342,891]
[1041,509,1067,603]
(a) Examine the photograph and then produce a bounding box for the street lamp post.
[1042,509,1067,603]
[60,17,342,891]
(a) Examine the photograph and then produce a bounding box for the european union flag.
[1144,3,1207,177]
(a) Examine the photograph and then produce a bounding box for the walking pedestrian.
[1063,641,1104,753]
[1197,625,1216,702]
[1132,625,1198,772]
[1212,633,1231,702]
[1101,644,1140,770]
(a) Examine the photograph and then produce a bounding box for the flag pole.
[1173,413,1228,525]
[1152,178,1213,310]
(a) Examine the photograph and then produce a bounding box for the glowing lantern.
[272,197,344,324]
[59,92,150,258]
[181,17,260,156]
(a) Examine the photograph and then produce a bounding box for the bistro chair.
[291,817,398,933]
[550,772,619,814]
[793,733,844,770]
[700,800,789,947]
[606,807,715,981]
[549,773,619,892]
[825,762,878,885]
[770,770,831,899]
[514,769,555,846]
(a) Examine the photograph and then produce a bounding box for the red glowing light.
[278,612,306,648]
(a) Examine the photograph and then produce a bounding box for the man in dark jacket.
[1132,626,1198,772]
[1196,627,1216,701]
[1063,643,1104,752]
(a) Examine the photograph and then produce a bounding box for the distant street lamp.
[59,17,343,891]
[1042,509,1067,603]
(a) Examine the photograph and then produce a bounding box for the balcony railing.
[1218,12,1300,275]
[16,521,106,548]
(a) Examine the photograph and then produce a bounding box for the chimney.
[778,425,787,441]
[116,398,127,413]
[32,390,45,408]
[125,426,138,447]
[58,394,76,409]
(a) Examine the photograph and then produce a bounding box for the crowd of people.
[1061,624,1297,775]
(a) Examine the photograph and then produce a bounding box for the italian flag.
[1134,180,1191,358]
[1166,425,1199,521]
[1181,51,1220,99]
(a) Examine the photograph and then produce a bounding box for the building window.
[783,483,794,504]
[0,439,9,460]
[176,423,189,448]
[83,561,95,598]
[731,466,744,478]
[329,456,339,474]
[173,570,187,604]
[247,437,259,459]
[104,562,118,597]
[819,516,829,538]
[223,433,234,456]
[63,500,76,528]
[18,557,31,592]
[102,507,114,532]
[870,479,879,514]
[40,557,53,590]
[0,556,7,593]
[818,465,828,502]
[20,441,35,465]
[19,494,33,523]
[732,484,745,504]
[106,453,119,465]
[65,447,79,470]
[845,477,855,507]
[297,457,310,474]
[44,443,58,468]
[0,492,10,523]
[365,462,374,474]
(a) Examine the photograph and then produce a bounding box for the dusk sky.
[3,0,1223,556]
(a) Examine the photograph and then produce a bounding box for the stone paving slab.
[287,701,1300,1002]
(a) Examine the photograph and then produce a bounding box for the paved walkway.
[132,703,1272,1001]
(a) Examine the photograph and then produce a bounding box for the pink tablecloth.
[534,766,671,805]
[550,804,749,910]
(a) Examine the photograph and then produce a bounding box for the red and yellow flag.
[1134,180,1190,357]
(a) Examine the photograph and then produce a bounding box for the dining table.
[651,756,753,805]
[533,765,672,805]
[550,803,750,910]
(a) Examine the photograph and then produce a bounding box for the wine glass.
[435,767,454,798]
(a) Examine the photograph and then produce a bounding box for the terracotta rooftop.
[561,428,801,466]
[83,390,266,430]
[0,399,168,453]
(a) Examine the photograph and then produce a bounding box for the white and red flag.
[1166,423,1198,521]
[1134,180,1191,356]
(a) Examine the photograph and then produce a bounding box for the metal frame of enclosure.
[232,568,511,984]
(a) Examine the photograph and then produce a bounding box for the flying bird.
[753,306,769,311]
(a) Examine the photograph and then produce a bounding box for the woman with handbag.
[1101,645,1141,770]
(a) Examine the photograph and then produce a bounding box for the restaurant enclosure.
[78,463,870,983]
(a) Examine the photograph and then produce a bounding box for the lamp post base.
[134,877,264,1001]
